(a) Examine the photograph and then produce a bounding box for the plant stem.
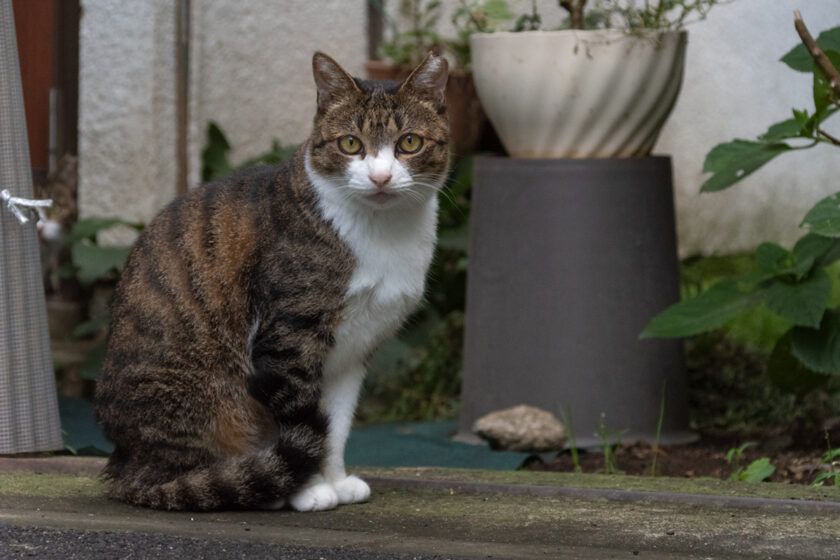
[458,0,487,33]
[558,405,581,473]
[653,0,666,29]
[560,0,587,30]
[826,431,838,486]
[817,127,840,147]
[794,10,840,99]
[648,380,666,477]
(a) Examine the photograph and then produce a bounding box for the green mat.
[58,396,529,470]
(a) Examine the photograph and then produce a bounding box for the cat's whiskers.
[412,173,465,218]
[407,178,456,208]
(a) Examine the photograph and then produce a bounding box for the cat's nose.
[369,172,392,189]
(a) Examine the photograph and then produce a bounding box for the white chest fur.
[306,155,439,376]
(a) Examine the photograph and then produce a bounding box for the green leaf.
[72,241,131,285]
[793,234,837,266]
[726,441,756,463]
[437,223,469,252]
[814,51,840,116]
[71,317,110,339]
[816,240,840,268]
[640,279,765,339]
[701,140,792,193]
[201,121,232,181]
[482,0,515,21]
[805,106,839,137]
[767,331,829,395]
[758,118,805,142]
[69,217,141,243]
[766,269,831,328]
[802,192,840,237]
[781,26,840,72]
[813,471,840,486]
[81,343,107,380]
[791,310,840,375]
[755,242,794,275]
[740,457,775,482]
[237,142,297,170]
[749,241,815,282]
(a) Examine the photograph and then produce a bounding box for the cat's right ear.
[312,52,360,113]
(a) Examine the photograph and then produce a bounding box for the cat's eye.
[397,134,423,154]
[338,135,363,155]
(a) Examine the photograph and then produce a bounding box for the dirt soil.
[528,424,840,485]
[526,335,840,486]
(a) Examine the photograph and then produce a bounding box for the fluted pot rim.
[470,28,687,37]
[470,28,687,46]
[469,26,688,158]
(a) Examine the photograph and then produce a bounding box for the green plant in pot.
[467,0,730,158]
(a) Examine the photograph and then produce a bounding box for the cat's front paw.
[332,474,370,505]
[289,481,339,512]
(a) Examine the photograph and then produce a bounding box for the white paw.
[289,481,339,512]
[332,475,371,505]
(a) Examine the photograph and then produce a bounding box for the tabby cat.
[94,52,449,512]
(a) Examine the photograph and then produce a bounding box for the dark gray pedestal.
[458,157,693,448]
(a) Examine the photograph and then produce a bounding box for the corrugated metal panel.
[0,0,63,454]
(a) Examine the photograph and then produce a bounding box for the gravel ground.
[0,523,474,560]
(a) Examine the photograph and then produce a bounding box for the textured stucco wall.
[80,0,839,255]
[79,0,367,229]
[186,1,367,186]
[78,0,177,232]
[390,0,840,255]
[654,0,840,256]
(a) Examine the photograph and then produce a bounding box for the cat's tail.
[105,436,323,511]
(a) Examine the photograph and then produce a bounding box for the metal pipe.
[175,0,190,195]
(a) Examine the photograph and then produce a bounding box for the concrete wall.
[79,0,840,255]
[78,0,367,233]
[386,0,840,256]
[654,0,840,256]
[78,0,177,233]
[187,1,367,186]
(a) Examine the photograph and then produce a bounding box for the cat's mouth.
[364,191,397,205]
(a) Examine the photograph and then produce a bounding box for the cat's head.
[306,52,450,210]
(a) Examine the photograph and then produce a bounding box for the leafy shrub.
[56,217,144,381]
[201,121,296,182]
[643,22,840,398]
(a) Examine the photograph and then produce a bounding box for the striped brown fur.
[95,160,353,510]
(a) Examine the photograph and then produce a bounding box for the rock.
[473,405,567,452]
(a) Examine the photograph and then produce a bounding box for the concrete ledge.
[0,456,104,476]
[3,457,840,506]
[2,458,840,559]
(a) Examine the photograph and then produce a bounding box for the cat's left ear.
[312,52,360,112]
[399,53,448,110]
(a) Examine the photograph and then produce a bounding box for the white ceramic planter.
[470,29,688,158]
